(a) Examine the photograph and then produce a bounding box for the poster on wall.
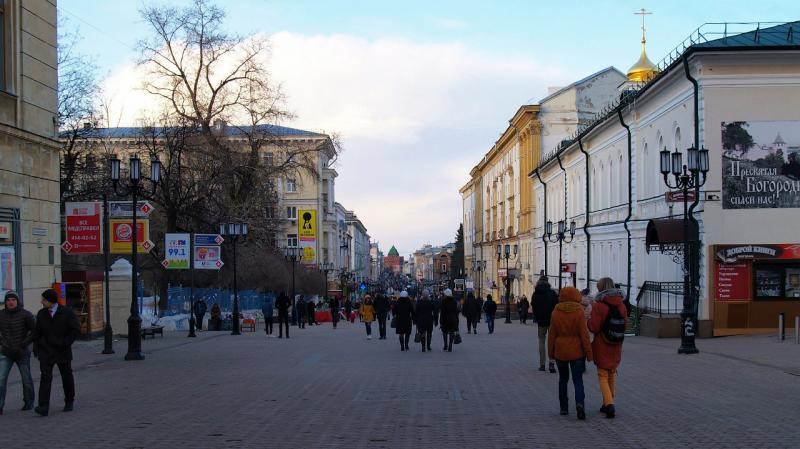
[0,246,15,300]
[298,209,316,264]
[721,121,800,209]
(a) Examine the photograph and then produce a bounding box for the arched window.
[674,126,682,151]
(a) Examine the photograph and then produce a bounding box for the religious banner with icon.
[297,209,316,264]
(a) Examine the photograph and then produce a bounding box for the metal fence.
[165,286,277,316]
[637,281,684,316]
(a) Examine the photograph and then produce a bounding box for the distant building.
[384,245,402,273]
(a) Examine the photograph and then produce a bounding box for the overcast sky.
[58,0,797,256]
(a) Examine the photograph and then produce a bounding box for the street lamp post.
[660,145,709,355]
[109,154,161,361]
[220,222,248,335]
[285,246,300,306]
[543,219,576,290]
[321,261,334,294]
[497,243,518,324]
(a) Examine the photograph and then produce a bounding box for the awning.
[645,218,698,253]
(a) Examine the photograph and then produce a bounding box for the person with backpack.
[548,286,593,420]
[588,277,628,419]
[532,276,558,373]
[482,294,497,334]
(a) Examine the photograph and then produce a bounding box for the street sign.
[163,233,190,269]
[109,219,151,254]
[665,190,697,204]
[194,234,224,246]
[63,202,102,254]
[561,263,577,273]
[194,245,223,270]
[109,201,155,218]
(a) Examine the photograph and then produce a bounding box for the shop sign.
[109,201,155,218]
[715,244,800,263]
[497,268,507,278]
[63,202,102,254]
[665,191,697,203]
[0,222,12,241]
[109,219,151,254]
[163,233,190,269]
[715,262,750,301]
[561,263,577,273]
[721,120,800,209]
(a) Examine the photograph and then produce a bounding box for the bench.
[141,325,164,339]
[241,318,256,332]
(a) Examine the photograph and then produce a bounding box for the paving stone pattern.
[1,320,799,448]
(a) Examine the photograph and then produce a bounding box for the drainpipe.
[683,55,701,314]
[578,138,591,289]
[556,152,568,288]
[617,108,633,303]
[534,168,548,278]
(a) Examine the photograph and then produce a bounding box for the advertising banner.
[298,209,316,263]
[109,219,151,254]
[194,245,223,269]
[721,121,800,209]
[163,233,190,269]
[63,202,102,254]
[109,201,155,218]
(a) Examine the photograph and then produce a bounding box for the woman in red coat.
[588,277,628,419]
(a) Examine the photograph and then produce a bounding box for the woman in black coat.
[393,291,414,351]
[439,289,459,352]
[414,292,435,352]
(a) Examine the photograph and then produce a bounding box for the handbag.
[414,331,421,343]
[390,316,397,328]
[453,332,462,344]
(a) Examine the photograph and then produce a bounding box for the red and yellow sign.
[109,219,151,254]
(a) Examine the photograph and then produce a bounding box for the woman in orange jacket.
[548,286,593,420]
[588,277,628,419]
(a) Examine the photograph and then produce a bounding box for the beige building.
[0,1,60,309]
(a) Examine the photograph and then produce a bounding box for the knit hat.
[399,291,408,298]
[558,286,582,303]
[41,288,58,304]
[4,290,19,301]
[443,288,453,297]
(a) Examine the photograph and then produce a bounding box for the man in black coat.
[328,295,340,329]
[306,298,316,326]
[0,291,36,414]
[439,289,459,352]
[33,289,80,416]
[463,293,481,334]
[373,294,389,339]
[531,277,558,373]
[193,299,207,330]
[483,294,497,334]
[275,292,291,338]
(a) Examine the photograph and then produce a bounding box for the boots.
[548,362,557,373]
[400,335,405,351]
[605,404,615,419]
[576,404,585,420]
[447,333,454,352]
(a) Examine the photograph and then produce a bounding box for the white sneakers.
[367,335,372,340]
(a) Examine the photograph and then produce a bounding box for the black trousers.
[38,359,75,408]
[399,333,410,349]
[278,313,290,337]
[194,313,205,330]
[264,316,274,334]
[420,329,432,350]
[377,315,387,338]
[331,309,339,328]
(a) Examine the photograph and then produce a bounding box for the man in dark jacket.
[439,289,459,352]
[33,289,80,416]
[329,295,340,329]
[306,298,316,326]
[193,299,207,330]
[531,277,558,373]
[296,296,306,329]
[373,294,390,339]
[432,294,441,327]
[463,293,481,334]
[518,295,530,324]
[483,294,497,334]
[0,291,36,414]
[275,292,291,338]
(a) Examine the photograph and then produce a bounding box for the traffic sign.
[161,260,170,269]
[109,201,156,218]
[194,234,224,246]
[142,239,154,252]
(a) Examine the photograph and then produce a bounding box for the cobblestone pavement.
[2,319,799,449]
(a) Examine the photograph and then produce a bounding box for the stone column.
[109,258,133,337]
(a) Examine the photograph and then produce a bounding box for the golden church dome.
[627,44,658,82]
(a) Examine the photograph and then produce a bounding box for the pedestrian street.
[2,320,798,449]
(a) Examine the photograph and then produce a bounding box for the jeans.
[377,315,387,338]
[0,353,35,410]
[365,322,372,336]
[537,326,550,367]
[556,359,586,410]
[486,315,495,333]
[264,316,274,335]
[38,359,75,409]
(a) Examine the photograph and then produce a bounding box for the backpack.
[601,300,626,344]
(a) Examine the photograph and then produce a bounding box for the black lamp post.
[109,154,161,361]
[472,259,486,298]
[321,261,334,293]
[285,246,300,305]
[660,145,709,355]
[497,243,518,324]
[543,219,576,290]
[220,222,248,335]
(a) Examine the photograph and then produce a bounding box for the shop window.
[0,218,18,301]
[754,263,800,300]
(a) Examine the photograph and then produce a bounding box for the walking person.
[296,296,306,329]
[261,295,275,337]
[415,292,434,352]
[548,286,593,420]
[394,291,414,351]
[193,298,207,330]
[588,278,628,419]
[359,295,375,339]
[344,298,353,323]
[463,293,480,334]
[518,295,530,324]
[483,294,497,334]
[210,303,222,331]
[33,289,80,416]
[432,294,441,328]
[329,295,340,329]
[307,298,316,326]
[374,293,389,339]
[275,292,291,338]
[440,289,459,352]
[532,276,558,373]
[0,291,35,415]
